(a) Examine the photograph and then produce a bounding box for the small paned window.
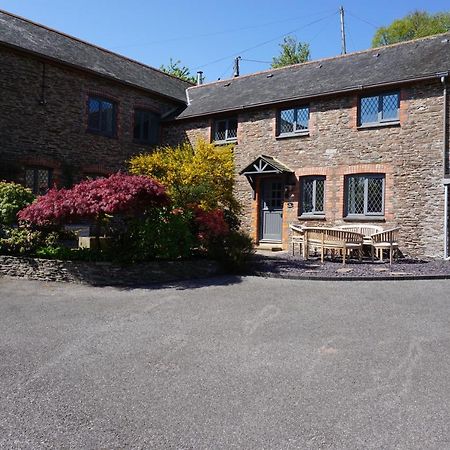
[359,92,399,126]
[345,174,385,217]
[134,110,160,144]
[25,168,52,195]
[301,176,325,216]
[278,106,309,136]
[87,96,117,136]
[213,118,238,143]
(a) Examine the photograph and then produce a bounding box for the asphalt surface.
[0,276,449,449]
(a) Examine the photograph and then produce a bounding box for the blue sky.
[0,0,448,81]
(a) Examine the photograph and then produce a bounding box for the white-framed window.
[300,176,325,216]
[277,106,309,136]
[213,118,238,143]
[345,174,385,218]
[359,92,399,126]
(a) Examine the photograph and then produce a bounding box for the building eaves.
[177,33,450,119]
[0,9,192,104]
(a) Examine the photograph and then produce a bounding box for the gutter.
[176,72,447,120]
[0,42,188,106]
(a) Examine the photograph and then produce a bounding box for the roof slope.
[178,33,450,119]
[0,9,191,103]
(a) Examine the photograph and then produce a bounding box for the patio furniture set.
[290,224,399,265]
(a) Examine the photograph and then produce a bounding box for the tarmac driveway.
[0,276,449,449]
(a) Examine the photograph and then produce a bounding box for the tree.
[18,173,169,227]
[160,58,197,83]
[271,36,310,69]
[372,11,450,47]
[129,140,236,212]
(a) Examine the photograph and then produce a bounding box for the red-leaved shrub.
[18,173,169,227]
[194,208,229,242]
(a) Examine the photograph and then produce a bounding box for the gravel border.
[250,251,450,281]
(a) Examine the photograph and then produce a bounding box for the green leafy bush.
[110,207,196,264]
[35,245,74,260]
[0,227,44,255]
[206,230,255,273]
[0,182,34,227]
[0,227,76,257]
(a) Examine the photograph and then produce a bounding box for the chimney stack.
[233,56,241,77]
[196,71,204,85]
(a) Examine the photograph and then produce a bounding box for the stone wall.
[0,46,181,186]
[0,255,221,286]
[162,81,448,258]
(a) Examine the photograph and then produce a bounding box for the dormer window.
[213,118,238,143]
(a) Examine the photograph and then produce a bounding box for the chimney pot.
[196,71,204,85]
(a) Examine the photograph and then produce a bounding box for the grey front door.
[260,178,283,242]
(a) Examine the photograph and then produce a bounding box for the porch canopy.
[239,155,294,191]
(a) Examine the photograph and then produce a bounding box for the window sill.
[298,214,326,220]
[276,131,309,140]
[357,121,400,130]
[344,216,385,222]
[213,139,238,145]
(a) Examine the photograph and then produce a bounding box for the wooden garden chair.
[289,224,305,257]
[370,227,400,265]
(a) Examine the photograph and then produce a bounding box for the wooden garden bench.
[337,224,384,245]
[303,227,364,265]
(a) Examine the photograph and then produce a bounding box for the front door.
[260,178,283,242]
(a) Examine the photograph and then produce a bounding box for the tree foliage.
[129,140,236,211]
[271,36,310,68]
[160,58,197,83]
[18,173,169,227]
[0,182,34,226]
[372,10,450,47]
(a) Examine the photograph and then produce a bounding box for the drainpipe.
[445,183,449,259]
[440,73,449,176]
[39,61,47,105]
[440,73,449,258]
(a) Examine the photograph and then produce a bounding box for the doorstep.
[256,242,285,252]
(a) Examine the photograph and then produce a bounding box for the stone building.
[0,9,190,192]
[163,34,450,259]
[1,9,450,258]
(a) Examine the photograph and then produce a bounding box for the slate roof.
[178,33,450,119]
[0,9,191,103]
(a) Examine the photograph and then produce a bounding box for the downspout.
[39,61,47,105]
[440,73,449,258]
[445,183,449,259]
[441,73,449,176]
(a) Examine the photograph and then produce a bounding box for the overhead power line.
[109,9,336,50]
[193,10,339,71]
[241,58,272,64]
[346,10,380,29]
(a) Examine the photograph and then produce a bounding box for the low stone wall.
[0,255,222,286]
